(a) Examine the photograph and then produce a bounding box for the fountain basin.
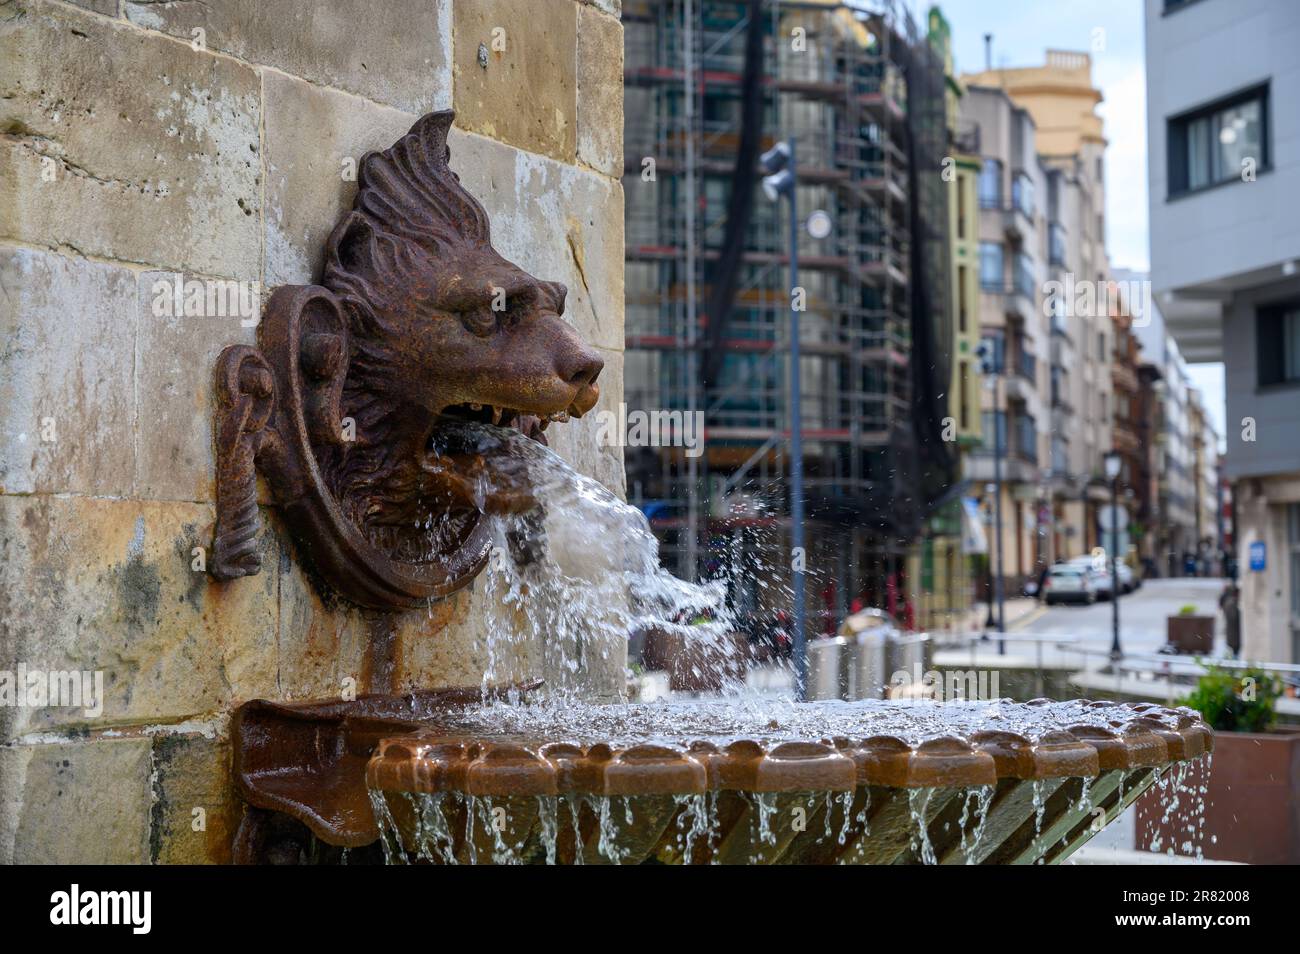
[344,698,1211,864]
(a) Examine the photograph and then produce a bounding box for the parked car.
[1114,561,1137,593]
[1067,556,1114,600]
[1043,565,1095,605]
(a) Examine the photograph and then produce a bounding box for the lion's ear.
[325,211,377,281]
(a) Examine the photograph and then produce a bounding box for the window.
[957,264,969,332]
[1014,414,1037,463]
[957,176,968,239]
[981,409,1006,453]
[1168,84,1269,196]
[979,242,1003,290]
[959,360,970,429]
[1014,252,1035,298]
[1051,435,1068,475]
[978,158,1002,209]
[1257,300,1300,387]
[1049,223,1067,267]
[1049,291,1067,334]
[1012,172,1034,219]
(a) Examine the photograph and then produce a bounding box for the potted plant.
[1136,666,1300,863]
[1166,603,1214,654]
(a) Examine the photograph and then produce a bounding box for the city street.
[937,577,1231,680]
[1019,577,1227,657]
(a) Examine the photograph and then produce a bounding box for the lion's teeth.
[491,406,503,425]
[469,402,482,411]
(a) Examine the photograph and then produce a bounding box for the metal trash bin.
[851,626,889,699]
[807,636,853,701]
[884,632,933,694]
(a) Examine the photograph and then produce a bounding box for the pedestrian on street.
[1219,581,1241,658]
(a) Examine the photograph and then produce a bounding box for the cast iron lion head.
[209,111,602,609]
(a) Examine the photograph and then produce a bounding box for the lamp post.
[760,141,807,698]
[976,342,1006,653]
[1103,449,1123,662]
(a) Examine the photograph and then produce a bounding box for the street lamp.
[976,341,1006,653]
[1103,449,1123,662]
[760,139,807,699]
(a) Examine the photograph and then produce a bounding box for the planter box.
[1166,614,1214,654]
[1135,729,1300,864]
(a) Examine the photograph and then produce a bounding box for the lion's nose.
[561,347,603,389]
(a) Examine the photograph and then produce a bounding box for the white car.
[1113,561,1136,593]
[1043,565,1095,605]
[1067,556,1114,600]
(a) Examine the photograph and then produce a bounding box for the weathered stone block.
[150,732,238,865]
[576,5,624,177]
[0,738,152,864]
[124,0,451,114]
[0,246,137,497]
[449,129,625,354]
[392,589,504,692]
[0,496,278,740]
[136,270,258,502]
[273,522,370,700]
[65,0,118,16]
[0,0,261,280]
[263,72,417,287]
[453,0,577,163]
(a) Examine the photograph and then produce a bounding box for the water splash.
[434,422,746,703]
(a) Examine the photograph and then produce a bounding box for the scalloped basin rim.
[231,691,1212,851]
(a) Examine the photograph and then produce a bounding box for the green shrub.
[1177,604,1199,616]
[1180,665,1282,733]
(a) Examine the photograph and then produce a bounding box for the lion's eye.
[461,306,497,337]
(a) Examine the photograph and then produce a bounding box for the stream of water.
[359,422,1210,864]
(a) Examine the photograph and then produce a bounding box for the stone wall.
[0,0,624,863]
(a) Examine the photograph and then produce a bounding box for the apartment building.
[1124,282,1202,576]
[1188,394,1222,565]
[957,84,1049,593]
[964,51,1115,570]
[1146,0,1300,661]
[1112,294,1146,569]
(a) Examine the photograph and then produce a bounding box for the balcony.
[1000,283,1038,326]
[965,451,1041,486]
[1013,349,1037,385]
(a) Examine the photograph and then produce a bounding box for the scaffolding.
[623,0,952,628]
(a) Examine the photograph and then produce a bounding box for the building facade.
[957,84,1049,595]
[965,51,1115,566]
[1145,0,1300,661]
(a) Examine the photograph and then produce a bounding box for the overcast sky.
[917,0,1227,442]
